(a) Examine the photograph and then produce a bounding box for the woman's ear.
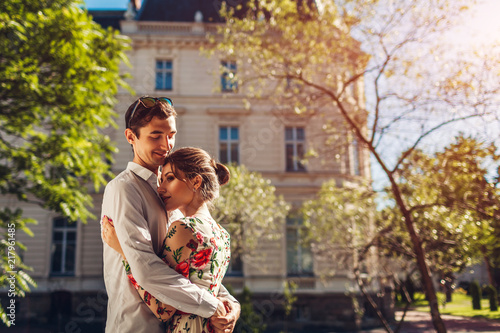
[192,174,203,191]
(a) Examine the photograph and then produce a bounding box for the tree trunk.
[389,178,447,333]
[482,247,497,288]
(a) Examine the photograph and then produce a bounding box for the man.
[101,97,240,333]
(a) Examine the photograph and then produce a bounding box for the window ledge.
[206,107,251,116]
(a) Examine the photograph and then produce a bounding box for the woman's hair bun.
[215,163,230,186]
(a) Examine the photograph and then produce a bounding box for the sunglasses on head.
[129,97,174,125]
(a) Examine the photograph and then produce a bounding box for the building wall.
[2,17,382,331]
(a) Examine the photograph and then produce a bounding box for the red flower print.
[191,248,213,269]
[207,320,215,333]
[143,291,152,305]
[186,239,198,251]
[195,232,204,244]
[127,274,140,290]
[210,237,217,247]
[175,261,190,278]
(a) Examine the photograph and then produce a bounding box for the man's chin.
[152,157,166,166]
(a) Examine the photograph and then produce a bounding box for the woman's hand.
[101,215,125,259]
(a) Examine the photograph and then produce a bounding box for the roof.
[136,0,228,22]
[88,10,126,30]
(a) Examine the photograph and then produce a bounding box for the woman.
[102,147,231,333]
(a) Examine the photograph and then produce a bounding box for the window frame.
[286,216,313,277]
[155,59,173,91]
[219,126,240,165]
[285,126,306,172]
[50,217,77,277]
[221,61,238,93]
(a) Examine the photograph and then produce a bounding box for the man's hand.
[210,298,241,333]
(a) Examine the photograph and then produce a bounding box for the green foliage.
[301,180,376,272]
[211,2,500,332]
[484,285,498,311]
[471,281,482,310]
[226,285,266,333]
[411,291,500,320]
[213,164,289,256]
[384,136,500,275]
[0,0,130,326]
[282,280,297,317]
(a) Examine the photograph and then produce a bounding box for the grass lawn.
[405,292,500,321]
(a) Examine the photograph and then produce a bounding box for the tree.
[212,164,289,266]
[0,0,130,326]
[301,182,394,330]
[209,1,500,332]
[392,135,500,287]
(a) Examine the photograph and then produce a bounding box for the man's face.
[125,116,177,173]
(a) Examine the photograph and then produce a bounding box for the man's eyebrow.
[149,130,177,135]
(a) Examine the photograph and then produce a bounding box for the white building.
[4,1,388,331]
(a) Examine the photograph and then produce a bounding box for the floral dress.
[124,215,231,333]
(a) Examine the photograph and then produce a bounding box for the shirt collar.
[127,162,160,190]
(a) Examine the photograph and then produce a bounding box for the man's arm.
[102,179,219,317]
[218,284,239,304]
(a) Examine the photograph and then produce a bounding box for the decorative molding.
[174,106,186,115]
[206,107,251,116]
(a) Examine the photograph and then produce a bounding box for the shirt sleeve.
[102,178,219,317]
[218,284,239,304]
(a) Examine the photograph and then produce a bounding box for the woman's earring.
[193,188,197,192]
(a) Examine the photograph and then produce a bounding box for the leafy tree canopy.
[384,135,500,277]
[0,0,130,326]
[213,164,289,257]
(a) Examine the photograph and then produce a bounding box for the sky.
[84,0,129,10]
[450,0,500,47]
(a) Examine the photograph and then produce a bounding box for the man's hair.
[125,97,177,137]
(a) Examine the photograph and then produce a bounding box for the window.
[155,60,173,91]
[226,250,243,276]
[221,61,237,92]
[285,127,306,172]
[286,216,313,276]
[50,217,77,276]
[219,126,239,164]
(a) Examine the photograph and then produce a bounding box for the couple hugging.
[100,97,240,333]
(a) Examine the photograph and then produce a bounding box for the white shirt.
[102,162,221,333]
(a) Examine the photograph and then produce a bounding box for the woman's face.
[157,163,195,213]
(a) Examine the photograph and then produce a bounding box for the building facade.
[2,1,390,332]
